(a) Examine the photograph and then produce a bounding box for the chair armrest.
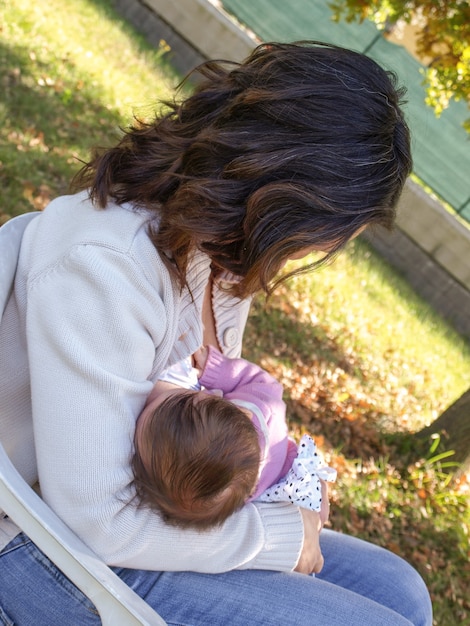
[0,443,167,626]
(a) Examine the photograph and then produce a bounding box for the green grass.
[2,0,470,623]
[0,0,179,221]
[243,242,470,625]
[286,238,469,428]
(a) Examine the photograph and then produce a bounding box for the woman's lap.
[318,529,432,626]
[115,530,431,626]
[0,530,432,626]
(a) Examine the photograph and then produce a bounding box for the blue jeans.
[0,530,432,625]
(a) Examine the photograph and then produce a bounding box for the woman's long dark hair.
[73,41,412,297]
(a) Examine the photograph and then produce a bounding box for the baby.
[132,346,336,530]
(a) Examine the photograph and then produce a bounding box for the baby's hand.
[192,346,209,375]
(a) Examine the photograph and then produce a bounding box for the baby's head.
[132,388,261,530]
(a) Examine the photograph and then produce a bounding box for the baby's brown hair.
[132,390,261,530]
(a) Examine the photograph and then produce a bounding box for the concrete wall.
[364,180,470,338]
[112,0,256,75]
[112,0,470,339]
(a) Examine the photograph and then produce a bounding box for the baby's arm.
[198,345,283,404]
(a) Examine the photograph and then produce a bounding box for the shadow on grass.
[0,40,125,217]
[243,274,470,624]
[243,294,426,463]
[244,289,468,471]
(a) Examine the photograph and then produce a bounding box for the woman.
[0,41,432,624]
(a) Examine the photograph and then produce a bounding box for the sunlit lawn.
[2,0,469,623]
[243,243,470,625]
[0,0,179,221]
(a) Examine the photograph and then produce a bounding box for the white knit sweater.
[0,192,303,572]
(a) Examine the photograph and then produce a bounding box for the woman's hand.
[319,479,330,528]
[294,509,324,575]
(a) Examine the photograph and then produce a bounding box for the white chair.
[0,212,167,625]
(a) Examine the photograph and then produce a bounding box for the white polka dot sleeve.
[256,434,337,512]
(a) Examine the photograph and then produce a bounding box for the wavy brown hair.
[132,391,260,530]
[73,41,412,297]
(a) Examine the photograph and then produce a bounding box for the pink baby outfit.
[198,346,298,500]
[159,347,336,510]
